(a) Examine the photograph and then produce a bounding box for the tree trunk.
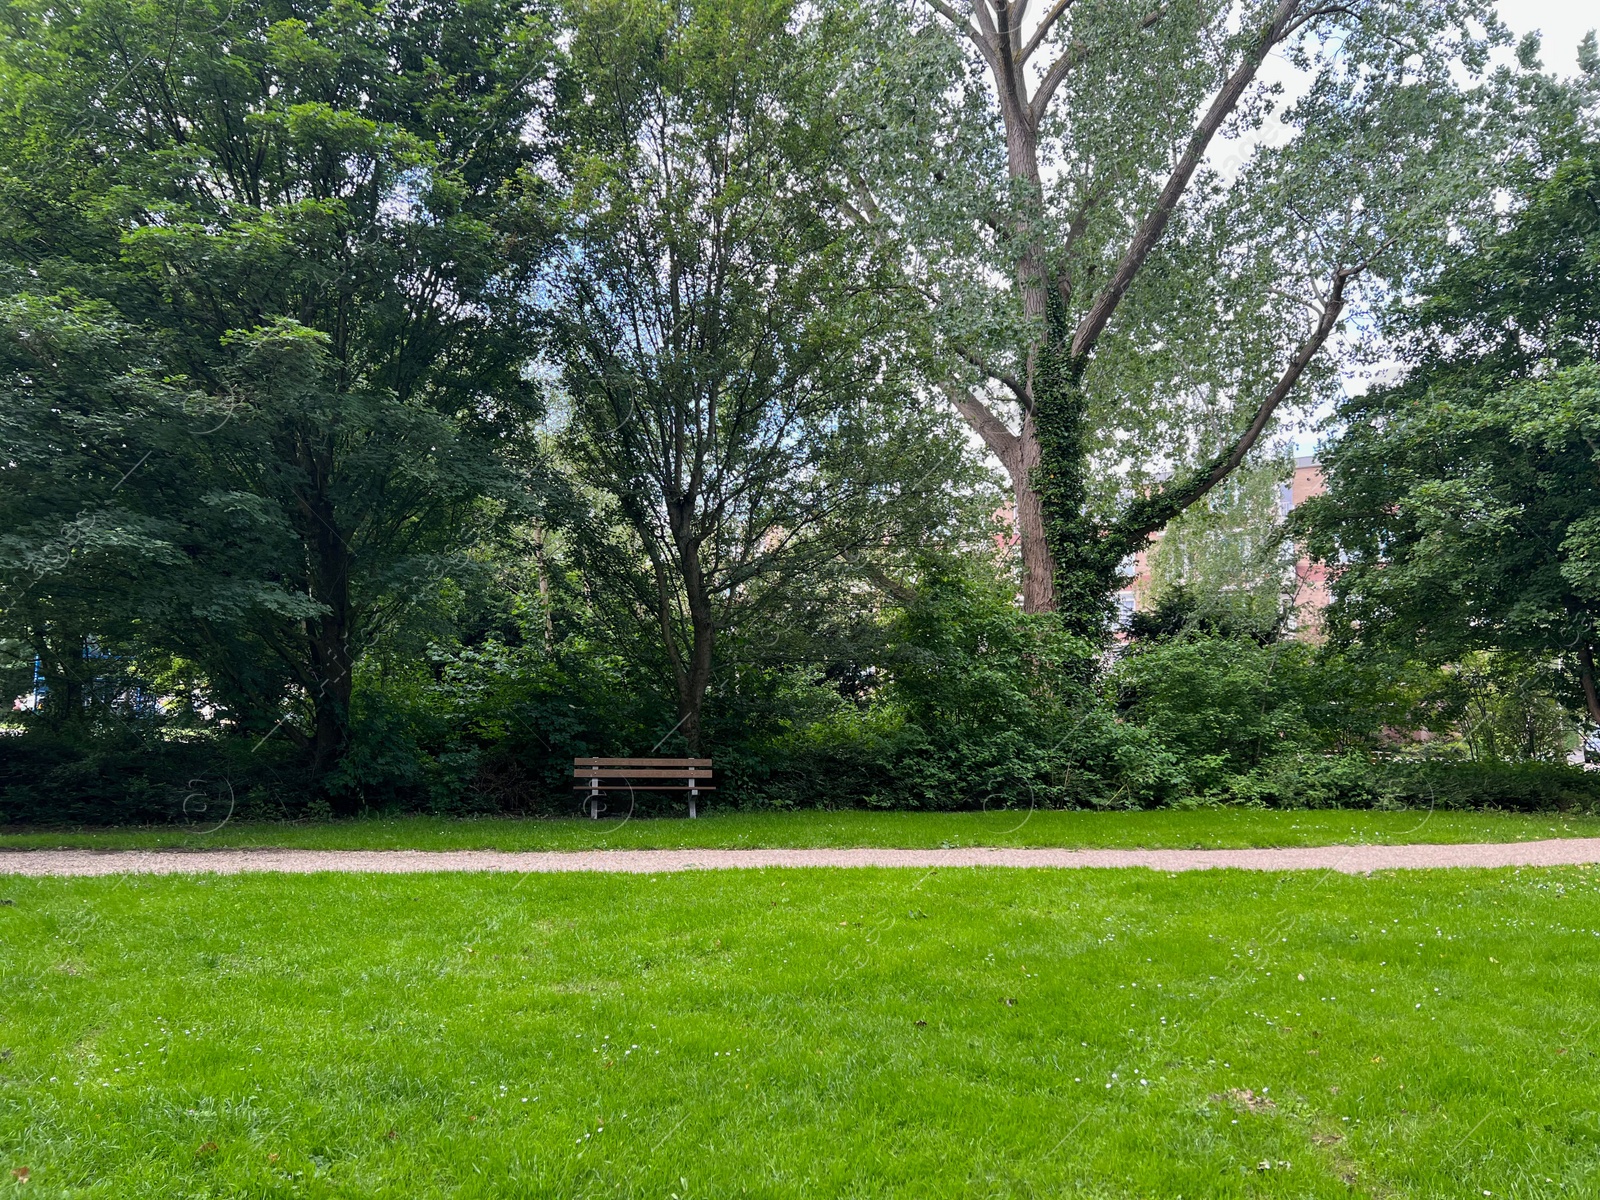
[1579,640,1600,729]
[302,484,355,800]
[676,617,715,756]
[667,501,715,756]
[1011,415,1055,612]
[1006,104,1061,614]
[533,522,555,652]
[940,54,1063,613]
[307,609,353,783]
[1030,309,1118,637]
[36,635,88,727]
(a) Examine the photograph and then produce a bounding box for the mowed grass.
[3,867,1599,1197]
[6,806,1600,852]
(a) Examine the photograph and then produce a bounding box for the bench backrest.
[573,757,712,778]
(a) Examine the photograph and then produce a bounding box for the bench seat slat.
[572,768,713,779]
[572,784,717,792]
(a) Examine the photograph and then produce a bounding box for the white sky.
[1499,0,1595,77]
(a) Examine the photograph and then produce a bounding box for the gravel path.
[4,838,1600,877]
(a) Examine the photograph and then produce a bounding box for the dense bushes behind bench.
[5,621,1595,826]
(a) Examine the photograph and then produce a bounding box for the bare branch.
[954,346,1029,402]
[925,0,995,68]
[1008,0,1028,58]
[968,0,1001,42]
[860,562,920,606]
[1032,7,1163,122]
[1070,0,1302,360]
[1030,40,1086,122]
[1019,0,1079,69]
[847,171,883,223]
[942,381,1020,467]
[1110,265,1353,550]
[924,0,971,29]
[1281,2,1354,39]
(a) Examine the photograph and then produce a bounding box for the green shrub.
[0,724,311,826]
[1382,760,1600,812]
[1197,752,1600,812]
[6,608,1594,824]
[741,570,1194,811]
[1112,635,1321,787]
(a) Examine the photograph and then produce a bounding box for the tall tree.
[847,0,1526,626]
[1300,126,1600,726]
[0,0,554,785]
[551,0,973,752]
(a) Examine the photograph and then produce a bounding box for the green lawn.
[3,865,1598,1196]
[5,806,1600,853]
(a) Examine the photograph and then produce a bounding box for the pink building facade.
[1286,455,1331,635]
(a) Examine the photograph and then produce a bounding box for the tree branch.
[991,0,1030,128]
[1281,2,1355,39]
[1019,0,1079,68]
[846,169,883,223]
[1054,180,1109,306]
[1579,640,1600,727]
[860,562,920,606]
[925,0,996,68]
[1032,7,1163,122]
[968,0,1001,43]
[1069,0,1302,360]
[837,197,870,227]
[1108,265,1352,551]
[954,345,1029,402]
[942,381,1020,467]
[1030,40,1087,122]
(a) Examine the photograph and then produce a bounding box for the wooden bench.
[572,757,714,819]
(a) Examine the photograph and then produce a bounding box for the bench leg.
[688,783,698,819]
[587,781,602,819]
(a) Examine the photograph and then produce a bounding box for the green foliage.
[1111,631,1593,808]
[0,0,1590,823]
[547,0,980,750]
[848,0,1539,626]
[0,723,312,826]
[1428,653,1578,765]
[1207,753,1600,813]
[1114,636,1319,787]
[0,0,556,784]
[1300,136,1600,724]
[1125,586,1278,645]
[744,565,1192,810]
[1139,457,1299,638]
[885,568,1086,734]
[1379,759,1600,813]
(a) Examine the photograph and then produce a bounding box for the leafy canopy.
[0,0,556,778]
[1300,129,1600,723]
